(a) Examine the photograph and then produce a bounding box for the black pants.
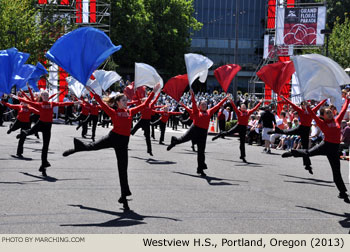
[173,125,208,171]
[218,119,226,133]
[225,124,247,158]
[0,103,5,126]
[291,141,347,194]
[281,125,311,167]
[151,119,166,143]
[72,114,88,136]
[150,114,159,138]
[131,119,152,153]
[10,120,30,155]
[81,115,98,138]
[23,121,52,165]
[73,131,131,197]
[65,105,73,124]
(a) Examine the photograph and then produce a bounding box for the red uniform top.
[153,111,182,123]
[18,98,74,123]
[80,100,91,116]
[94,92,155,136]
[283,98,327,127]
[307,99,350,144]
[140,92,160,120]
[182,93,227,130]
[1,102,39,123]
[218,109,225,120]
[89,104,102,116]
[230,100,262,126]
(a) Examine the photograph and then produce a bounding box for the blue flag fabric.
[0,48,30,94]
[27,62,47,91]
[45,27,121,86]
[12,64,36,90]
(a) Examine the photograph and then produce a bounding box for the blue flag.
[12,64,36,90]
[45,27,121,86]
[27,62,47,91]
[0,48,29,94]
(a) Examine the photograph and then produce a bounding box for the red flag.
[123,82,134,100]
[264,85,272,105]
[257,61,295,95]
[123,82,146,100]
[214,64,241,93]
[163,74,189,102]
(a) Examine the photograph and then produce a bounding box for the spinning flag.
[12,64,36,90]
[66,76,86,98]
[292,54,350,111]
[134,63,163,94]
[0,48,29,94]
[163,74,189,102]
[214,64,241,92]
[93,70,122,91]
[257,61,295,95]
[185,53,213,87]
[45,27,121,86]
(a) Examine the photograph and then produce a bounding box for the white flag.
[134,63,163,91]
[93,70,121,91]
[66,76,85,98]
[185,53,213,87]
[292,54,350,111]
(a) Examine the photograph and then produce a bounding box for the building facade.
[190,0,266,93]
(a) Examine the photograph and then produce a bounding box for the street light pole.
[233,0,239,105]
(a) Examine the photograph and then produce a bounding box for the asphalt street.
[0,121,349,234]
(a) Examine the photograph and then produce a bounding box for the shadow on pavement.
[130,156,176,165]
[61,204,180,227]
[19,172,90,183]
[173,171,241,186]
[216,159,264,167]
[296,205,350,232]
[280,174,335,188]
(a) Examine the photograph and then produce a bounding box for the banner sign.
[276,6,326,46]
[264,35,293,59]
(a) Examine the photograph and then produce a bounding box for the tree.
[0,0,41,64]
[315,0,350,29]
[0,0,75,66]
[110,0,202,78]
[328,15,350,68]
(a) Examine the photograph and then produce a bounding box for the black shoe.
[41,169,47,177]
[159,141,164,145]
[240,156,247,163]
[16,153,23,159]
[76,122,81,130]
[7,124,12,134]
[282,151,293,158]
[81,134,87,138]
[118,197,130,211]
[167,136,177,151]
[39,162,51,170]
[191,145,196,152]
[148,151,153,156]
[35,133,40,139]
[63,149,75,157]
[305,165,313,175]
[197,168,207,177]
[267,130,274,135]
[91,137,95,142]
[266,149,271,154]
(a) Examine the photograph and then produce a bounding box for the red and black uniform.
[168,92,227,175]
[275,98,326,170]
[62,92,155,210]
[78,103,102,141]
[131,92,160,155]
[213,100,262,160]
[151,110,182,144]
[1,102,39,155]
[17,97,74,174]
[288,99,349,197]
[217,108,226,133]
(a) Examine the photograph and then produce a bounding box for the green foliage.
[315,0,350,29]
[328,15,350,68]
[0,0,75,66]
[0,0,40,64]
[225,120,237,131]
[110,0,202,77]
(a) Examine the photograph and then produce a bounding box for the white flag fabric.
[93,70,121,91]
[134,63,163,91]
[291,73,302,104]
[66,76,85,98]
[185,53,213,87]
[86,79,103,96]
[292,54,350,111]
